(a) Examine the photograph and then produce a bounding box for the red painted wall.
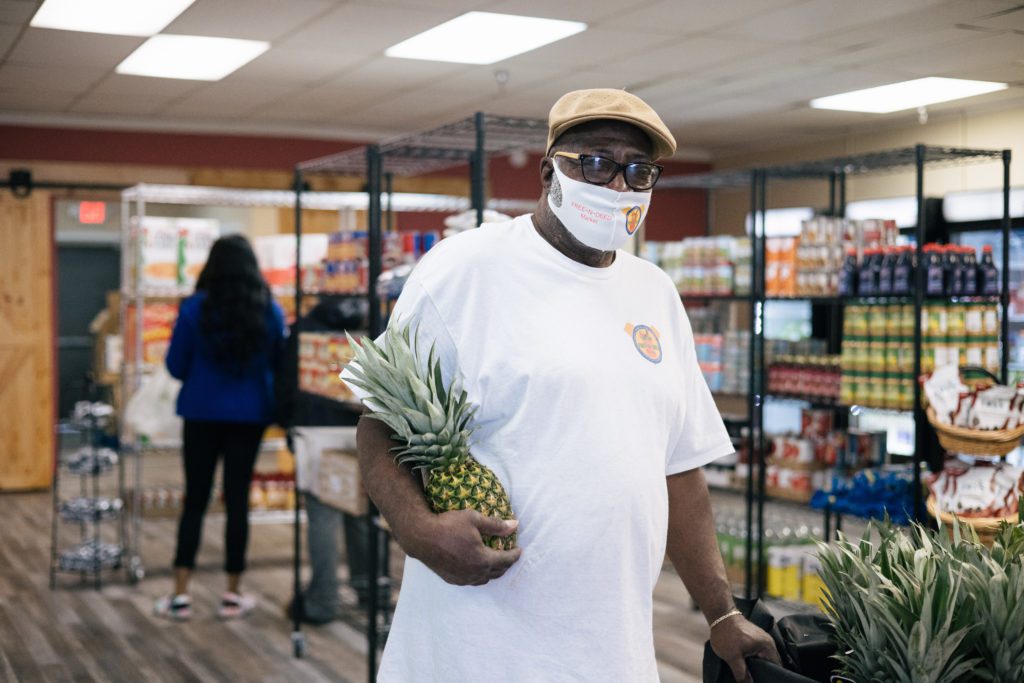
[0,124,709,239]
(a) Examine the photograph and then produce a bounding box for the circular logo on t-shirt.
[623,205,643,235]
[631,324,662,364]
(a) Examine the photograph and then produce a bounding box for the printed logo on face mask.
[622,206,643,235]
[624,323,662,364]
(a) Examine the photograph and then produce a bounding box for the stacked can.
[841,302,914,410]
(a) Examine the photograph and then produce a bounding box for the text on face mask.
[571,200,613,224]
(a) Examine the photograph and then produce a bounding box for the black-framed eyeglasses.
[552,151,663,191]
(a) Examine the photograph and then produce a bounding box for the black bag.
[702,598,836,683]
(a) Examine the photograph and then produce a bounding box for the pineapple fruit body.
[425,457,516,550]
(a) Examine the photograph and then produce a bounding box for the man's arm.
[356,413,521,586]
[666,468,779,683]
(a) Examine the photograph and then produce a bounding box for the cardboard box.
[317,448,368,516]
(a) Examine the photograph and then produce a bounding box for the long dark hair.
[195,234,270,374]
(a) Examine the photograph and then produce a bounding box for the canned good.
[846,305,868,337]
[965,305,983,337]
[898,338,915,373]
[924,304,948,337]
[900,305,916,337]
[868,340,886,373]
[884,375,901,410]
[869,373,886,408]
[965,340,984,367]
[898,374,915,411]
[867,305,887,336]
[985,340,1000,375]
[884,304,900,338]
[921,342,938,374]
[840,373,856,405]
[947,304,966,338]
[983,305,999,335]
[884,340,900,373]
[854,372,872,406]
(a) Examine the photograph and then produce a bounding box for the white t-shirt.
[344,213,733,682]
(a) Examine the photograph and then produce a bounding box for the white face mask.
[546,162,652,252]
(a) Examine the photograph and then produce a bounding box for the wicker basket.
[926,495,1015,547]
[925,406,1024,457]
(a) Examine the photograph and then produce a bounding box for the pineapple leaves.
[346,322,474,470]
[817,517,1024,682]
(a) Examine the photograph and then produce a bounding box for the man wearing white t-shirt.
[347,89,779,682]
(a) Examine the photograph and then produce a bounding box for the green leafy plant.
[817,513,1024,682]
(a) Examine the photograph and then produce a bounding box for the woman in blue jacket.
[156,234,285,620]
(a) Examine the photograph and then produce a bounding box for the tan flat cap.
[547,88,676,160]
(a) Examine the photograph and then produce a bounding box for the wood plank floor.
[1,489,709,682]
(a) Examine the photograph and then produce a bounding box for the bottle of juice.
[892,245,914,296]
[980,245,1000,295]
[945,244,963,296]
[877,246,895,295]
[925,244,945,297]
[838,247,858,297]
[858,247,876,296]
[960,246,978,296]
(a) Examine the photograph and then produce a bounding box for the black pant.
[174,420,265,574]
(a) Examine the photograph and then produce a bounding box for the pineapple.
[344,324,516,550]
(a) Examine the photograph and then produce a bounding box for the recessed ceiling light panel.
[810,77,1008,113]
[30,0,196,37]
[116,35,269,81]
[385,11,586,65]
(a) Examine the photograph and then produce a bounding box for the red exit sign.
[79,201,106,224]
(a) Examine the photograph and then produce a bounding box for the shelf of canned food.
[840,299,1001,411]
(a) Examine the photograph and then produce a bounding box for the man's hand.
[405,509,521,586]
[709,615,781,683]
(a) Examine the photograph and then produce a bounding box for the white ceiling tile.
[496,26,670,72]
[87,74,208,100]
[6,28,143,69]
[893,30,1024,76]
[0,0,37,26]
[0,87,78,112]
[230,47,368,85]
[164,0,336,41]
[719,0,946,44]
[278,2,454,57]
[372,0,492,9]
[0,24,25,58]
[626,0,807,34]
[163,78,307,118]
[481,0,650,23]
[69,93,171,116]
[0,62,106,93]
[961,5,1024,31]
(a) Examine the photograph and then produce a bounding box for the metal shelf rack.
[663,144,1012,601]
[292,112,546,679]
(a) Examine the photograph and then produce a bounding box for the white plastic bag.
[123,366,182,447]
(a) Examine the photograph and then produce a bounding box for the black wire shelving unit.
[291,113,546,680]
[663,145,1012,601]
[751,145,1012,597]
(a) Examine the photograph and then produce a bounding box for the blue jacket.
[166,292,285,424]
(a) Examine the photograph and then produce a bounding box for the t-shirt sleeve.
[339,274,459,410]
[665,306,735,475]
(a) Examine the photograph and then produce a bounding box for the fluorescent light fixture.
[116,35,269,81]
[745,207,814,237]
[30,0,195,37]
[847,197,919,229]
[385,11,586,65]
[944,188,1024,222]
[810,77,1007,113]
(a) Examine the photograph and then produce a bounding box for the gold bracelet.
[708,608,742,630]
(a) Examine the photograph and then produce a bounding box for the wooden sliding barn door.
[0,190,54,490]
